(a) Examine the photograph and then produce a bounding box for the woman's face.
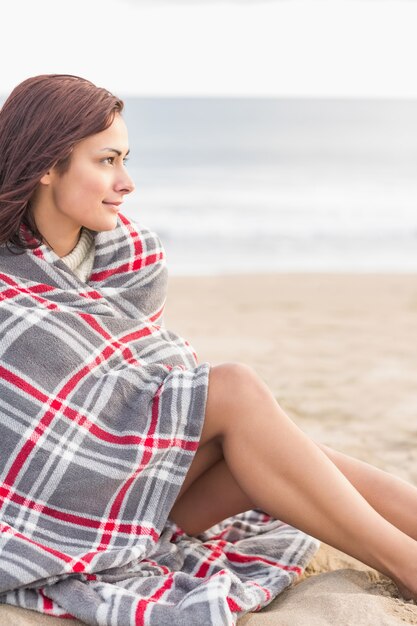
[33,113,135,252]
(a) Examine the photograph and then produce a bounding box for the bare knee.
[201,363,268,443]
[210,361,256,384]
[209,362,262,402]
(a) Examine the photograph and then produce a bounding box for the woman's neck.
[35,226,81,257]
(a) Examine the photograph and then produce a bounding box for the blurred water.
[3,96,417,274]
[121,98,417,274]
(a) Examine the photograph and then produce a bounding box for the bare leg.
[170,363,417,600]
[171,458,254,532]
[317,443,417,542]
[175,439,223,501]
[172,443,417,543]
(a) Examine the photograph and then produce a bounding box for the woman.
[0,74,416,626]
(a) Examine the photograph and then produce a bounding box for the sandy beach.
[1,273,417,625]
[165,272,417,626]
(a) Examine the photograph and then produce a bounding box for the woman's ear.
[39,171,52,186]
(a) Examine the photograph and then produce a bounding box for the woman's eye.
[102,156,129,165]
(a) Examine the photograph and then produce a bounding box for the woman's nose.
[116,171,136,195]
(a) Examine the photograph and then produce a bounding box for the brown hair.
[0,74,124,250]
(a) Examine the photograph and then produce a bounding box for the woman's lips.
[103,201,122,211]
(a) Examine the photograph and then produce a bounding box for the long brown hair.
[0,74,124,250]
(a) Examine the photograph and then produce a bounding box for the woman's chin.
[88,215,119,232]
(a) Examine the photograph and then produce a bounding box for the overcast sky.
[2,0,417,98]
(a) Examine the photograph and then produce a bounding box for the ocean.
[121,98,417,275]
[3,96,417,274]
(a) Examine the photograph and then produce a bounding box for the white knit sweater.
[60,228,95,283]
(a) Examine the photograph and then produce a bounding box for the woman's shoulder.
[125,216,165,258]
[92,215,167,279]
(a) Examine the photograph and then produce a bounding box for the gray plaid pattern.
[0,215,319,624]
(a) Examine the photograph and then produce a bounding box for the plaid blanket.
[0,213,319,625]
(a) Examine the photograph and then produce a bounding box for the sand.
[1,273,417,625]
[165,273,417,625]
